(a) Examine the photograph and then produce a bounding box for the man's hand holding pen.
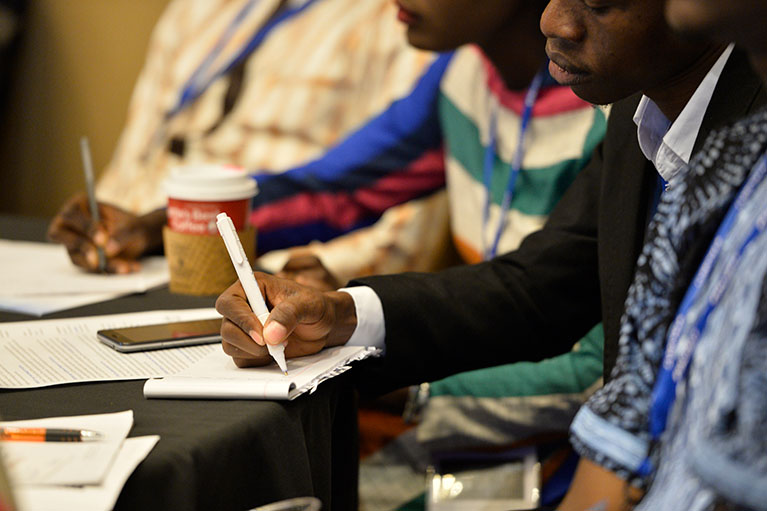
[215,272,358,368]
[47,195,165,274]
[47,137,165,274]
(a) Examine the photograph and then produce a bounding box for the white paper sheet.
[13,436,159,511]
[0,309,221,388]
[0,240,170,316]
[0,410,133,486]
[0,292,132,317]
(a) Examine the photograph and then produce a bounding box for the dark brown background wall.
[0,0,170,218]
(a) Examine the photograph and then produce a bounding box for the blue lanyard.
[481,66,547,260]
[166,0,319,120]
[638,153,767,476]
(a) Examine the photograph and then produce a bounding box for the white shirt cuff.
[338,286,386,352]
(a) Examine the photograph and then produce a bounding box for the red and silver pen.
[0,427,103,442]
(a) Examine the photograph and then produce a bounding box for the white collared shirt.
[342,43,737,350]
[633,44,734,184]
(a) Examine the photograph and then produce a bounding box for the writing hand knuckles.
[105,258,130,275]
[61,198,91,228]
[67,250,89,269]
[223,340,270,367]
[220,318,252,346]
[46,217,65,241]
[117,224,150,256]
[222,339,256,357]
[48,219,83,247]
[215,284,248,318]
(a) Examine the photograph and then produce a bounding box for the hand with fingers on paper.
[215,271,357,368]
[48,194,165,274]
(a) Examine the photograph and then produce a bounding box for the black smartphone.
[97,318,223,353]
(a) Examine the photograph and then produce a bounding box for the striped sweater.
[253,45,607,273]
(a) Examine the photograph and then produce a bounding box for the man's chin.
[405,31,458,53]
[568,84,623,107]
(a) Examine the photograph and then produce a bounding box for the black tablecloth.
[0,215,359,510]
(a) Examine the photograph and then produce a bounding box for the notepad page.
[143,346,381,400]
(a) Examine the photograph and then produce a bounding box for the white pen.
[216,212,288,374]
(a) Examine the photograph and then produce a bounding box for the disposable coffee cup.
[163,165,257,295]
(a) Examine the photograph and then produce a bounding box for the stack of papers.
[0,309,222,389]
[0,240,170,316]
[1,411,159,511]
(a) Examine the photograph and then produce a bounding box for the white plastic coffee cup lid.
[165,165,257,201]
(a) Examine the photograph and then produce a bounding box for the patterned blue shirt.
[570,108,767,510]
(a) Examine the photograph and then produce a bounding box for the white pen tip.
[81,430,103,441]
[266,336,288,375]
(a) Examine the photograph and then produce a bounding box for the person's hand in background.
[47,193,166,273]
[277,253,342,291]
[215,271,357,368]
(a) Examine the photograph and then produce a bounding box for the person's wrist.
[326,290,357,346]
[140,209,167,253]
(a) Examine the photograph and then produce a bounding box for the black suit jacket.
[352,49,765,394]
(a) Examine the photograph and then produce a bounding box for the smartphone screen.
[97,318,223,353]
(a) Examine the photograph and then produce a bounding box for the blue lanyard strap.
[639,153,767,476]
[482,65,547,260]
[167,0,319,120]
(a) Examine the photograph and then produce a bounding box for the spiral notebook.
[143,345,379,400]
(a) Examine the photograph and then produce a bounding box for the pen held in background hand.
[80,136,107,273]
[0,426,103,442]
